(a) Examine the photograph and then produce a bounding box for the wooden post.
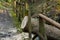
[28,4,32,40]
[25,0,32,40]
[38,0,47,40]
[39,17,47,40]
[28,10,32,40]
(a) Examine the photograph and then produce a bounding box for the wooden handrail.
[39,14,60,29]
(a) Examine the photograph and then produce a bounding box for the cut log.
[21,16,60,40]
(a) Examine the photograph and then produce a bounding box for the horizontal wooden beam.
[39,14,60,29]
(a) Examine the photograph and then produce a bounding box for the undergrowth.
[10,10,22,33]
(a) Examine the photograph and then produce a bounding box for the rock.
[0,33,29,40]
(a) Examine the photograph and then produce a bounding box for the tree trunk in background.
[16,0,22,23]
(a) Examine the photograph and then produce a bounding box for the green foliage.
[0,3,4,9]
[0,0,12,3]
[10,10,22,33]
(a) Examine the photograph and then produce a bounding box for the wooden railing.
[38,14,60,40]
[16,0,60,40]
[21,13,60,40]
[39,14,60,29]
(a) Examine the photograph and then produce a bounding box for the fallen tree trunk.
[21,16,60,40]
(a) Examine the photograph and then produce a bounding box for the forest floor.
[0,9,29,40]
